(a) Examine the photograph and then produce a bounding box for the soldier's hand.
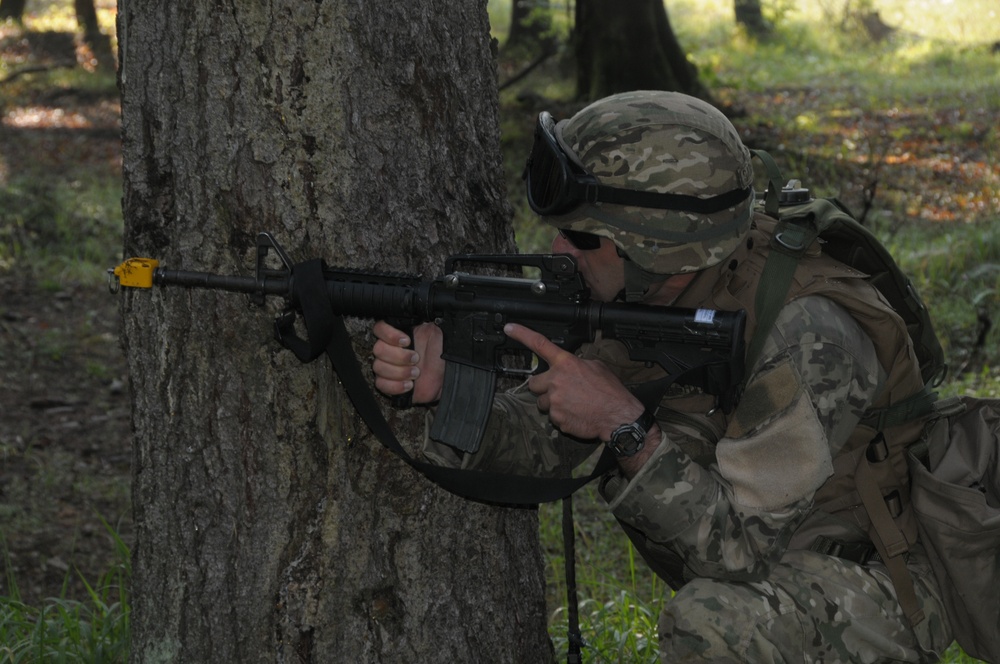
[503,323,647,442]
[372,321,445,405]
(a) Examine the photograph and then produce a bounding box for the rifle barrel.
[155,269,290,297]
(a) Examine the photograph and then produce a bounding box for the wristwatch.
[607,409,656,457]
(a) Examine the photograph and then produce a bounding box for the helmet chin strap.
[620,254,670,303]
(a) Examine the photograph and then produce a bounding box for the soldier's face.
[551,232,625,303]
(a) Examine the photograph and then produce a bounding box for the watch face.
[611,424,644,456]
[610,410,654,457]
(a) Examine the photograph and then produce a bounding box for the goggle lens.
[524,112,584,216]
[560,229,603,251]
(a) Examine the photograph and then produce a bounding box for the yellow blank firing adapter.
[108,258,159,292]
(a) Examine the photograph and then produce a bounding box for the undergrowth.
[0,174,123,286]
[0,523,130,663]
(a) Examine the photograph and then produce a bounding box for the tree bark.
[575,0,713,103]
[117,2,551,662]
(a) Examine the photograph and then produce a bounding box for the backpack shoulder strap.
[744,150,821,375]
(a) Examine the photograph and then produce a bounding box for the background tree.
[734,0,772,37]
[73,0,113,69]
[504,0,557,59]
[0,0,26,21]
[574,0,713,102]
[117,1,551,661]
[0,0,112,71]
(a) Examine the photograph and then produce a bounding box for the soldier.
[371,91,954,662]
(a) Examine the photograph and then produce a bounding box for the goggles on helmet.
[523,111,753,217]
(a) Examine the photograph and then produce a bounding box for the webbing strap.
[745,222,821,376]
[284,261,597,663]
[743,150,821,375]
[862,386,939,431]
[562,497,583,664]
[746,248,796,375]
[593,183,753,214]
[274,259,335,363]
[855,452,925,626]
[328,312,619,503]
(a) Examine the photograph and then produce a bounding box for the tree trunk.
[75,0,115,70]
[504,0,557,59]
[0,0,27,22]
[575,0,713,103]
[117,2,551,662]
[734,0,772,37]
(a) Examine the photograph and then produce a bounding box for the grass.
[0,174,123,286]
[0,524,130,663]
[541,487,665,662]
[0,2,122,285]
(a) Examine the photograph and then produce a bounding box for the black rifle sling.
[279,258,617,506]
[274,259,334,363]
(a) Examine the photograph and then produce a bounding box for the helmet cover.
[544,90,754,274]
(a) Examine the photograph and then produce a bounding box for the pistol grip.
[390,392,413,409]
[429,361,497,454]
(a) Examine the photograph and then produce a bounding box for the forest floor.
[0,266,131,607]
[1,23,998,610]
[0,24,128,607]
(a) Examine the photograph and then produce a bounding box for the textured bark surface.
[117,1,551,662]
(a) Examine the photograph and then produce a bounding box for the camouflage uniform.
[424,290,953,662]
[423,92,954,662]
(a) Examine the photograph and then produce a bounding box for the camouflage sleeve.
[601,295,886,582]
[421,379,598,477]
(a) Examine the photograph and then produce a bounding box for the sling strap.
[274,259,601,663]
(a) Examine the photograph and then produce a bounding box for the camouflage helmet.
[542,90,754,275]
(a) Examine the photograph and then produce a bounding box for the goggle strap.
[590,184,752,214]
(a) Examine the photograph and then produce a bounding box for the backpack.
[908,396,1000,663]
[748,149,947,391]
[752,150,999,658]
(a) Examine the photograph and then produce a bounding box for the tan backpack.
[751,153,999,657]
[908,396,1000,662]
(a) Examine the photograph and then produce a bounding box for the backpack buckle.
[774,230,807,251]
[772,223,812,253]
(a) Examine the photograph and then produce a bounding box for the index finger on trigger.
[503,323,571,366]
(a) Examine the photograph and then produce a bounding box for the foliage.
[0,174,123,285]
[0,12,122,286]
[541,487,664,662]
[0,522,130,663]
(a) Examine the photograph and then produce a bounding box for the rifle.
[109,232,746,456]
